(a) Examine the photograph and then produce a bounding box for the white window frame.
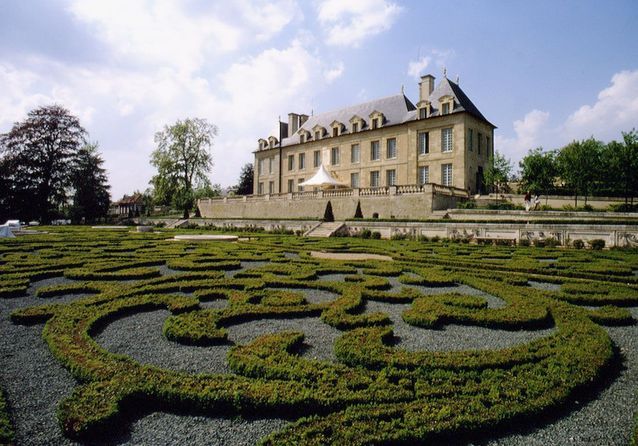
[370,140,380,161]
[313,150,321,168]
[351,144,360,163]
[288,154,294,171]
[386,169,396,186]
[418,132,429,155]
[441,164,453,186]
[442,128,453,153]
[331,147,340,165]
[418,166,429,185]
[370,170,380,187]
[299,152,305,170]
[287,179,294,193]
[350,172,359,188]
[386,138,397,159]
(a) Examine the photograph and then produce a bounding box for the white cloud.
[495,109,551,162]
[563,69,638,141]
[324,62,345,83]
[498,69,638,169]
[0,37,331,199]
[407,57,431,79]
[317,0,402,47]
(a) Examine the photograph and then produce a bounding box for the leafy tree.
[234,163,254,195]
[519,147,557,205]
[556,137,603,206]
[483,151,512,197]
[323,201,334,222]
[600,129,638,204]
[0,105,87,223]
[150,118,217,218]
[69,144,111,224]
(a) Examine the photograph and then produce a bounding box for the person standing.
[524,191,531,211]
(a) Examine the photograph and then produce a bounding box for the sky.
[1,0,637,199]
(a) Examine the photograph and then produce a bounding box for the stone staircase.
[166,219,190,229]
[304,221,346,238]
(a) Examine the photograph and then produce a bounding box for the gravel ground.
[1,273,637,445]
[528,280,561,292]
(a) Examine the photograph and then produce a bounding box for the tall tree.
[483,151,513,197]
[0,105,87,222]
[556,137,603,206]
[150,118,217,218]
[69,143,111,224]
[519,147,557,204]
[601,130,638,205]
[234,163,254,195]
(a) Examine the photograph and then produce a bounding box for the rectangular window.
[478,132,483,155]
[269,157,274,174]
[333,127,338,137]
[372,118,378,129]
[268,181,275,194]
[386,169,396,186]
[258,182,264,195]
[313,150,321,167]
[352,122,358,133]
[350,172,359,188]
[300,134,305,144]
[442,102,450,115]
[486,137,491,157]
[418,166,429,185]
[441,164,453,186]
[350,144,360,163]
[257,159,263,175]
[386,138,397,159]
[370,170,380,187]
[467,129,473,152]
[370,140,380,161]
[299,153,305,170]
[418,132,429,155]
[315,131,321,140]
[419,108,427,119]
[288,154,294,171]
[330,147,340,165]
[442,128,453,153]
[287,179,294,192]
[298,179,304,191]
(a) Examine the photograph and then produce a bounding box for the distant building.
[254,73,495,195]
[110,193,145,217]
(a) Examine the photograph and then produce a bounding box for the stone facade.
[254,74,495,196]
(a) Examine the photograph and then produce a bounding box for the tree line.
[485,130,638,207]
[0,105,110,224]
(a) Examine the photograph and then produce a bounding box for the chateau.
[253,73,495,196]
[198,73,496,221]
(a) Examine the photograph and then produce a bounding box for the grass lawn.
[1,226,637,445]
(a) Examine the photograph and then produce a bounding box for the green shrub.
[589,239,605,250]
[518,239,531,247]
[371,231,381,239]
[572,239,585,249]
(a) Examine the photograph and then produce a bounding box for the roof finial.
[443,66,447,78]
[400,84,404,95]
[455,74,459,84]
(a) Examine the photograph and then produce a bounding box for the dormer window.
[267,136,278,149]
[416,100,431,120]
[330,120,344,137]
[369,111,385,129]
[258,138,268,150]
[312,125,326,140]
[352,122,358,133]
[333,127,338,137]
[438,95,453,116]
[419,108,426,119]
[300,134,305,143]
[349,115,364,133]
[298,129,311,144]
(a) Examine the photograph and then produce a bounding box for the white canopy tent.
[298,164,347,188]
[0,225,15,238]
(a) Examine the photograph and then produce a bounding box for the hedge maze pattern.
[1,227,638,444]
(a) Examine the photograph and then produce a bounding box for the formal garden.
[1,226,637,445]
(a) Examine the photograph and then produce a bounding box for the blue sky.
[1,0,637,199]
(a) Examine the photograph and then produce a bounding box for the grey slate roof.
[267,77,493,148]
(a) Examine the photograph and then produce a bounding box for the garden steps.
[166,219,189,229]
[304,221,345,237]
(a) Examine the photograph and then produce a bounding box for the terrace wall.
[197,184,468,220]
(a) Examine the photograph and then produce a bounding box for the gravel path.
[1,275,637,445]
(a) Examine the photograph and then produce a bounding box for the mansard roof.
[262,77,494,149]
[280,93,416,147]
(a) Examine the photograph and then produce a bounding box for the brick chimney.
[419,74,435,102]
